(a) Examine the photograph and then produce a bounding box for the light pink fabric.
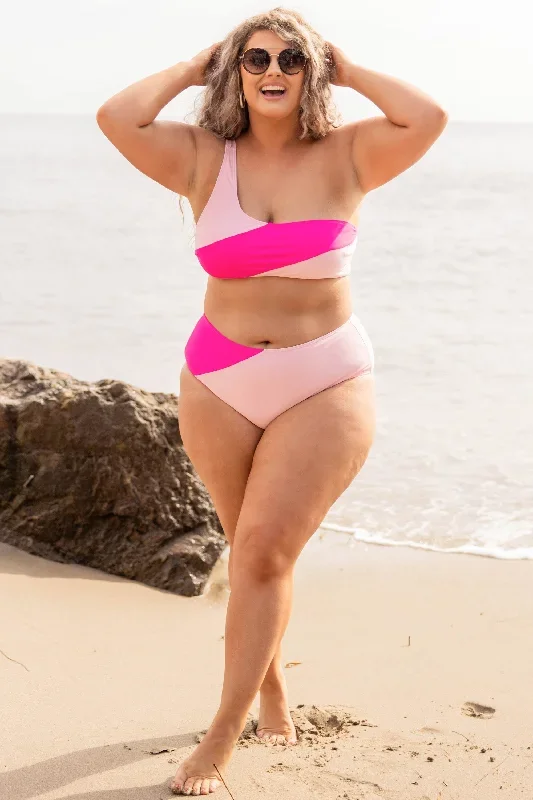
[193,139,358,279]
[185,313,374,429]
[252,244,357,279]
[194,141,266,250]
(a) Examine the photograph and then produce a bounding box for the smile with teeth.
[260,85,286,98]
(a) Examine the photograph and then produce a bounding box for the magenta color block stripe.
[184,314,263,376]
[195,219,357,279]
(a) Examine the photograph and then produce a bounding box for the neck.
[243,112,302,152]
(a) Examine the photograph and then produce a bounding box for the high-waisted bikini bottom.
[183,312,374,429]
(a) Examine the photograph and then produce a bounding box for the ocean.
[1,115,532,559]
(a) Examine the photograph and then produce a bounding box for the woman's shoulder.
[192,126,226,155]
[316,124,357,164]
[191,128,226,173]
[323,122,358,146]
[189,129,229,208]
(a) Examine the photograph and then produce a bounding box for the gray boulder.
[0,359,226,596]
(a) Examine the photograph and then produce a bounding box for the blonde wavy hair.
[195,7,340,140]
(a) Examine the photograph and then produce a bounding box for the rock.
[0,359,225,596]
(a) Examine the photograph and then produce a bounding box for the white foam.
[318,523,533,561]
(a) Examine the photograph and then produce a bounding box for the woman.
[97,7,447,796]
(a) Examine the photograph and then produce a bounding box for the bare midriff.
[203,274,353,348]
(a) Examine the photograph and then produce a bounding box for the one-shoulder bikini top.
[194,139,357,280]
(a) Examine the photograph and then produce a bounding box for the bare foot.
[255,673,298,745]
[170,727,238,796]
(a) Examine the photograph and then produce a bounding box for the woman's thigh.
[232,374,376,565]
[177,365,264,542]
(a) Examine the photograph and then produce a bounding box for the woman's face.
[239,29,306,120]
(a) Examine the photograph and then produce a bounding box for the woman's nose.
[265,54,283,76]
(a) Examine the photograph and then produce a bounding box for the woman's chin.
[251,102,296,119]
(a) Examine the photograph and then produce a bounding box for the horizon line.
[1,112,532,125]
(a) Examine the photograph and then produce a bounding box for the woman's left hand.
[325,42,354,87]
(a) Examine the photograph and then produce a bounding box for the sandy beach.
[2,533,532,799]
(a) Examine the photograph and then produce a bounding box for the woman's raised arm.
[327,43,448,193]
[96,44,219,196]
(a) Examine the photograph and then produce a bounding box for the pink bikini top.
[194,138,357,280]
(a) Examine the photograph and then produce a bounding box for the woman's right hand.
[187,42,222,86]
[96,41,224,199]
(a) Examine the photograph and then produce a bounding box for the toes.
[256,727,297,746]
[170,773,221,796]
[256,729,275,744]
[170,769,185,794]
[256,730,285,744]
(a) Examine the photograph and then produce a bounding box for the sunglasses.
[239,47,307,75]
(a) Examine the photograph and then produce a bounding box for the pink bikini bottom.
[184,313,374,429]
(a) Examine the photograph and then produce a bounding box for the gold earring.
[239,90,245,108]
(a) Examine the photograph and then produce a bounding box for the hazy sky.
[2,0,532,122]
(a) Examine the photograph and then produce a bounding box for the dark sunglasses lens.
[279,49,306,74]
[242,48,270,73]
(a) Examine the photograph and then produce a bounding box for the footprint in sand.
[461,701,496,718]
[235,704,362,747]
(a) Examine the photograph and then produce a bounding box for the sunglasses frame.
[238,47,307,75]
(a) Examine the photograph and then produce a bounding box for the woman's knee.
[231,523,295,581]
